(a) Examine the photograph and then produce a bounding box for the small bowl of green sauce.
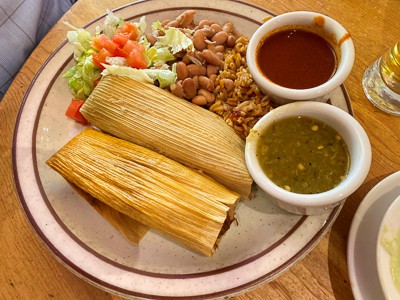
[245,101,371,215]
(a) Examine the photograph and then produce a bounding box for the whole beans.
[162,11,238,105]
[187,64,207,77]
[176,62,188,80]
[192,95,208,105]
[199,76,214,91]
[212,31,228,45]
[198,89,215,104]
[207,65,219,77]
[170,82,184,98]
[193,30,207,51]
[202,49,223,66]
[182,78,197,99]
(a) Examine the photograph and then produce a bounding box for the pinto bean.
[174,50,185,59]
[182,78,197,99]
[206,43,217,52]
[198,19,213,28]
[202,49,222,66]
[198,89,216,104]
[175,10,195,27]
[187,64,207,77]
[145,33,157,46]
[166,20,179,28]
[183,50,206,65]
[192,75,199,91]
[212,31,228,45]
[209,74,218,84]
[210,23,222,33]
[222,22,234,33]
[199,76,214,91]
[182,53,192,65]
[214,45,225,53]
[176,62,188,80]
[170,81,184,98]
[193,50,207,64]
[201,26,215,38]
[226,34,237,48]
[216,52,224,60]
[161,19,170,27]
[192,95,207,106]
[222,78,234,92]
[206,64,219,76]
[193,30,207,51]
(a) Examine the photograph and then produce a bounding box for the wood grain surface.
[1,0,399,299]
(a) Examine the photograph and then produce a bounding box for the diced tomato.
[127,48,147,69]
[121,40,147,68]
[65,99,88,125]
[92,34,109,50]
[91,23,145,70]
[117,22,138,40]
[93,35,119,54]
[92,48,112,69]
[104,40,119,54]
[112,34,129,47]
[136,43,145,52]
[114,47,128,58]
[122,39,137,54]
[123,40,145,53]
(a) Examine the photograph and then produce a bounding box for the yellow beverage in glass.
[362,42,400,116]
[380,42,400,94]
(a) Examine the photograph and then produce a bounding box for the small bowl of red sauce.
[247,11,355,104]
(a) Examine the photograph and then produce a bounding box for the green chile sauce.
[256,116,350,194]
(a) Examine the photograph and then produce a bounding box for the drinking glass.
[362,42,400,116]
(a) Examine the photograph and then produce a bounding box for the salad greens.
[102,65,177,88]
[63,10,192,100]
[63,25,101,100]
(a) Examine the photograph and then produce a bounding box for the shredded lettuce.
[101,65,154,84]
[106,56,128,66]
[146,46,176,67]
[63,23,101,99]
[133,16,147,39]
[152,21,194,54]
[63,55,101,100]
[64,24,93,60]
[144,69,177,88]
[102,65,177,88]
[102,9,124,38]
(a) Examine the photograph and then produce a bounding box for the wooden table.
[1,0,399,299]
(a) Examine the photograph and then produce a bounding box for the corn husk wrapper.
[47,128,240,256]
[80,75,253,198]
[70,182,149,244]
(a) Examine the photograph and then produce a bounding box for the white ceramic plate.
[347,171,400,300]
[377,194,400,300]
[13,0,353,299]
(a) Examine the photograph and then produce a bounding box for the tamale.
[80,75,253,198]
[47,128,240,256]
[69,182,149,244]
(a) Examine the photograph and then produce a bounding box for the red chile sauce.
[256,29,337,89]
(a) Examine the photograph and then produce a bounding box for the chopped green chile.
[256,116,350,194]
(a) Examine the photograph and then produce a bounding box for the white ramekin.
[377,194,400,300]
[247,11,355,105]
[245,101,371,215]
